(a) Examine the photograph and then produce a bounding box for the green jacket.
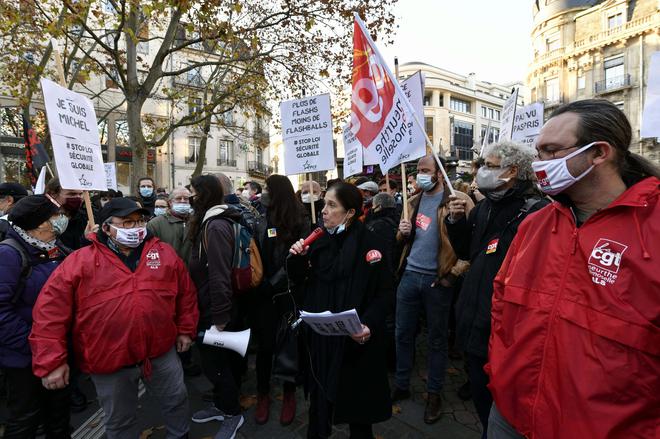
[147,212,192,266]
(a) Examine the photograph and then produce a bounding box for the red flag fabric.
[351,19,396,148]
[22,114,50,185]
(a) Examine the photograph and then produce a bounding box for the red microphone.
[302,227,325,247]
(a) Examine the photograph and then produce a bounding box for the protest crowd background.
[1,4,660,439]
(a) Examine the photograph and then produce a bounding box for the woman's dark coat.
[287,220,394,424]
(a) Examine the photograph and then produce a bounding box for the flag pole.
[355,14,455,196]
[50,42,96,228]
[307,174,316,226]
[480,119,491,157]
[394,58,409,220]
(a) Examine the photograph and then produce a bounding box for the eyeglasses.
[535,145,579,159]
[109,217,148,228]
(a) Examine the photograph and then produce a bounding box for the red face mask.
[63,197,83,213]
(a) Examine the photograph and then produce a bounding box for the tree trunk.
[127,98,147,193]
[192,115,213,178]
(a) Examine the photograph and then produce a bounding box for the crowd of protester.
[0,99,658,439]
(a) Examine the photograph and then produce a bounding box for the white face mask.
[532,142,597,196]
[111,225,147,248]
[302,193,319,204]
[154,207,167,216]
[476,167,510,191]
[172,203,191,215]
[241,189,250,198]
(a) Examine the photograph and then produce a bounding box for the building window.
[453,121,474,160]
[546,34,560,52]
[545,77,560,103]
[604,56,624,89]
[115,119,129,146]
[137,42,149,55]
[424,94,431,106]
[425,117,434,145]
[256,145,263,165]
[187,137,200,163]
[102,0,115,13]
[187,64,202,86]
[578,75,586,90]
[481,106,501,121]
[480,126,500,144]
[450,98,471,114]
[188,96,202,115]
[222,110,233,125]
[218,139,234,166]
[608,13,623,29]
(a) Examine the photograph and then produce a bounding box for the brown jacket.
[397,187,474,280]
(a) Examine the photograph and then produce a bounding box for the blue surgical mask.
[49,214,69,236]
[416,173,437,192]
[172,203,191,215]
[154,207,167,216]
[326,211,350,235]
[139,187,153,198]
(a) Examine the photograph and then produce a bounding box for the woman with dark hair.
[187,174,246,439]
[288,182,393,439]
[252,174,310,426]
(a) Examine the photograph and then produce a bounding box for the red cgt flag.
[351,18,396,148]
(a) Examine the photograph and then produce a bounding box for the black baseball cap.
[98,197,150,224]
[0,183,28,198]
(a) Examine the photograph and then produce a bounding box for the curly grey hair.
[482,141,536,181]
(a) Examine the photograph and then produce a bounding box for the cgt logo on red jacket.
[588,238,627,286]
[146,249,161,270]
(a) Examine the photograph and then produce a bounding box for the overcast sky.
[379,0,534,85]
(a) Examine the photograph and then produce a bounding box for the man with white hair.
[147,187,193,264]
[445,140,549,435]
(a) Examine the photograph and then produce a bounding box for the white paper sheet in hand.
[300,309,363,336]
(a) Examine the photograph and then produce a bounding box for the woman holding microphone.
[288,182,393,439]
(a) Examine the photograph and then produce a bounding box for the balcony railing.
[216,158,237,167]
[248,161,273,176]
[595,74,631,94]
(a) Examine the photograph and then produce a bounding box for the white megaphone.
[198,328,251,357]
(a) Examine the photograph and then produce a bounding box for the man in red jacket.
[30,198,199,439]
[486,99,660,439]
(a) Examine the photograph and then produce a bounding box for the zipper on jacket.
[530,225,578,435]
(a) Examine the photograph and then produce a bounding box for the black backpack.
[0,238,32,305]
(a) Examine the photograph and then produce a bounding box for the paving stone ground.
[1,334,482,439]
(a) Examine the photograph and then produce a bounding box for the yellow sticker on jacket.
[267,228,277,238]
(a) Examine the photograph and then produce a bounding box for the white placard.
[41,79,107,190]
[41,78,100,145]
[512,102,544,148]
[395,71,427,165]
[343,123,363,178]
[280,94,335,175]
[641,51,660,138]
[104,162,118,191]
[300,309,363,336]
[498,88,519,142]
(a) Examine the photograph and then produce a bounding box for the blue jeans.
[395,270,452,394]
[487,404,525,439]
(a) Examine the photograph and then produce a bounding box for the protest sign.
[498,88,519,142]
[280,94,335,175]
[343,123,363,178]
[104,162,118,191]
[41,78,107,191]
[512,102,544,147]
[641,51,660,138]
